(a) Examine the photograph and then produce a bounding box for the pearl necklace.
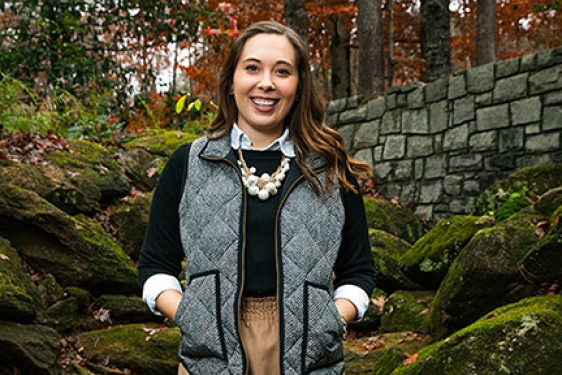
[237,149,291,201]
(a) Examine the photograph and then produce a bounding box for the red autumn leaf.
[403,353,419,366]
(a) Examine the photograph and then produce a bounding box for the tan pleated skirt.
[178,296,280,375]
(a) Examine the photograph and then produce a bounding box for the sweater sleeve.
[137,143,191,289]
[332,177,377,298]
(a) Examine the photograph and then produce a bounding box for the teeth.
[252,99,277,107]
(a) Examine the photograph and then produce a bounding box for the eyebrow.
[241,57,295,67]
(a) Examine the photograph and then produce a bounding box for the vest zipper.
[201,154,250,374]
[274,167,326,374]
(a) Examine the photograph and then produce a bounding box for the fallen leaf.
[403,353,419,366]
[93,308,112,324]
[146,167,158,178]
[535,227,546,239]
[418,308,429,316]
[0,253,9,260]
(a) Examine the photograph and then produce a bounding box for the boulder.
[0,183,138,295]
[109,193,152,260]
[44,139,130,202]
[521,206,562,283]
[364,198,425,244]
[380,291,434,333]
[0,160,100,214]
[0,236,42,323]
[428,208,542,339]
[472,163,562,217]
[534,186,562,217]
[401,216,495,289]
[0,321,61,375]
[94,294,159,324]
[116,148,165,191]
[123,130,199,156]
[391,295,562,375]
[76,324,180,375]
[370,229,422,293]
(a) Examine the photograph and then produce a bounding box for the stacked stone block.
[326,47,562,224]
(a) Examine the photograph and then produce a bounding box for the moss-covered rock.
[109,193,152,260]
[0,321,61,375]
[44,139,130,202]
[37,273,65,309]
[401,216,495,290]
[427,209,542,340]
[95,294,159,324]
[372,348,408,375]
[116,148,165,191]
[0,160,101,214]
[392,295,562,375]
[521,208,562,283]
[64,286,92,314]
[370,229,422,294]
[123,130,199,156]
[0,184,138,295]
[534,186,562,217]
[380,291,434,333]
[471,164,562,217]
[0,236,42,323]
[76,324,180,375]
[43,297,79,333]
[364,198,425,244]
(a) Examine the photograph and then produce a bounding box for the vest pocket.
[174,270,226,360]
[302,282,345,372]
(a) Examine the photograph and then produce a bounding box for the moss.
[77,324,180,375]
[401,216,494,289]
[381,291,434,333]
[123,130,199,156]
[364,198,425,244]
[392,296,562,375]
[372,348,408,375]
[472,164,562,217]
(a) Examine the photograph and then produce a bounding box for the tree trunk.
[284,0,307,43]
[330,12,351,100]
[387,0,395,88]
[420,0,450,81]
[476,0,496,66]
[357,0,384,96]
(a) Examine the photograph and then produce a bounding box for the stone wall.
[326,47,562,224]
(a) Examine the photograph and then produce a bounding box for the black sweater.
[138,144,376,297]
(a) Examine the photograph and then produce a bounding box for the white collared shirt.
[230,123,296,157]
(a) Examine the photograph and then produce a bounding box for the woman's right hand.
[155,289,183,321]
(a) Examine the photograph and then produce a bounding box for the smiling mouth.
[251,98,279,108]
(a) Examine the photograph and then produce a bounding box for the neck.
[246,130,284,150]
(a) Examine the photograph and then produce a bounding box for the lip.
[251,97,280,112]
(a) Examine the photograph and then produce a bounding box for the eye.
[245,64,258,72]
[276,68,291,76]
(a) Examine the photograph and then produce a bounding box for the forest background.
[0,0,560,143]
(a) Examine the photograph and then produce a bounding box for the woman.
[138,21,376,375]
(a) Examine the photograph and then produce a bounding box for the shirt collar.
[230,123,295,158]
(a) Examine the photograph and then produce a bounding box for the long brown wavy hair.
[208,20,372,195]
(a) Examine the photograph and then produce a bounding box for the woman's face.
[232,33,299,148]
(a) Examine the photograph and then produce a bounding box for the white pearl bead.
[248,175,259,185]
[261,173,270,180]
[275,172,285,181]
[258,189,269,200]
[250,167,256,174]
[265,182,276,192]
[248,186,259,196]
[275,181,282,188]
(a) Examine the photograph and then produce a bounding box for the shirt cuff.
[333,284,370,322]
[142,273,183,316]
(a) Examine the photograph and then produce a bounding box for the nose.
[257,74,276,91]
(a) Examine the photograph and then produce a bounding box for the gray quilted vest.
[175,135,346,374]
